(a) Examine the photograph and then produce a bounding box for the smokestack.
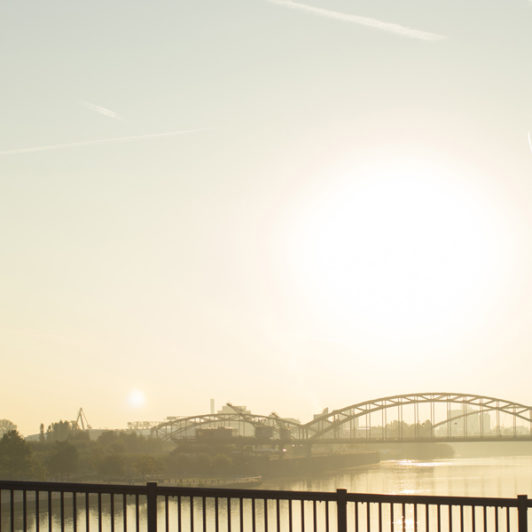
[210,398,215,415]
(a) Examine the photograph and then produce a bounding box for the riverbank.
[263,451,379,477]
[158,475,263,488]
[363,442,454,460]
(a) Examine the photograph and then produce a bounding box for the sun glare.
[127,389,146,408]
[288,159,511,339]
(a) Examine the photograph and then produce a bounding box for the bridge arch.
[302,393,532,440]
[152,413,302,442]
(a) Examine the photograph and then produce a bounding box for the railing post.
[336,489,347,532]
[518,495,528,532]
[147,482,158,532]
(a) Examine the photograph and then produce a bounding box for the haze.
[1,0,532,435]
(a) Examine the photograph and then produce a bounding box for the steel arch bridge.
[300,392,532,442]
[151,411,304,443]
[149,394,532,443]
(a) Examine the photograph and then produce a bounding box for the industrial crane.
[72,408,91,431]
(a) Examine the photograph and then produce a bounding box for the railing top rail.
[155,486,519,507]
[0,479,526,508]
[346,492,519,507]
[155,485,339,501]
[0,479,147,495]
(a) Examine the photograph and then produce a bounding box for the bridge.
[149,393,532,444]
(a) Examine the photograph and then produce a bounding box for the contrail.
[528,131,532,154]
[82,100,121,120]
[267,0,445,41]
[0,129,207,156]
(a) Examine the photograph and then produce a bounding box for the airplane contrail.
[0,129,207,156]
[267,0,445,41]
[82,100,121,120]
[528,131,532,154]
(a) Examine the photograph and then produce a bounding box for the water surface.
[261,455,532,497]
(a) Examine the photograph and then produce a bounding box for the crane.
[72,408,91,430]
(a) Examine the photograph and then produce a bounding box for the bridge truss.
[151,412,304,443]
[301,392,532,441]
[149,393,532,443]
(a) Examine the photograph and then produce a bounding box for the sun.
[286,157,511,340]
[127,389,146,408]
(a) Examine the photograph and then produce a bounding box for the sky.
[1,0,532,436]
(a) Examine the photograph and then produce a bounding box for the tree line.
[0,427,266,482]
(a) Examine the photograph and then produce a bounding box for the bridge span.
[149,393,532,444]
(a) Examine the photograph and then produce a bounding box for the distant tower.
[210,398,215,415]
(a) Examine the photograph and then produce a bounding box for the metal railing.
[0,480,530,532]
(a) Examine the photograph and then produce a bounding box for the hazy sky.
[2,0,532,435]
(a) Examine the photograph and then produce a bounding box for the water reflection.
[261,456,532,497]
[0,492,147,532]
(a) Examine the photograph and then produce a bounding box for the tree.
[0,430,34,479]
[96,453,127,480]
[133,455,160,478]
[46,420,74,442]
[46,442,79,479]
[0,419,17,438]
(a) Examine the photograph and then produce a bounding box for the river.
[261,455,532,498]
